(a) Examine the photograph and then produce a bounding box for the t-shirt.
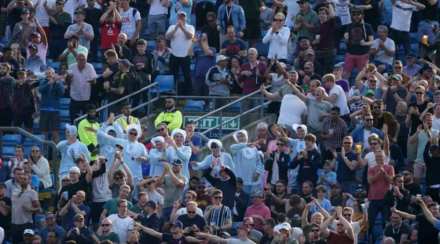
[98,232,120,243]
[327,231,354,244]
[336,151,357,182]
[100,21,121,49]
[149,0,168,15]
[277,94,307,127]
[367,164,394,200]
[371,37,396,65]
[166,23,195,57]
[107,214,134,243]
[64,0,86,19]
[32,0,53,27]
[221,38,247,57]
[163,174,185,208]
[177,214,206,230]
[329,84,350,115]
[68,62,97,101]
[306,98,332,133]
[433,115,440,131]
[120,7,141,39]
[390,1,417,32]
[332,0,351,25]
[346,22,374,55]
[11,186,38,224]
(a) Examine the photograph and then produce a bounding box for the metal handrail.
[73,82,159,124]
[192,86,271,124]
[201,100,272,135]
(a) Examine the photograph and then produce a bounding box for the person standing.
[11,172,40,244]
[165,10,194,95]
[64,9,94,50]
[367,151,395,243]
[66,52,97,122]
[118,0,141,46]
[262,12,290,62]
[107,199,134,243]
[390,0,424,55]
[342,8,374,79]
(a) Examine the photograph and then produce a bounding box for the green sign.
[184,116,240,130]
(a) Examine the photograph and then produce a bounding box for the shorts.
[39,111,60,131]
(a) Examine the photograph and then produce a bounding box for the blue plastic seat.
[255,42,269,57]
[151,75,175,94]
[183,100,206,112]
[1,146,16,157]
[147,41,156,51]
[1,134,21,146]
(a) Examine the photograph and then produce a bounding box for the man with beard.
[154,97,183,132]
[78,104,100,160]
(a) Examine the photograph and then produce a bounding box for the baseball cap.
[177,10,187,17]
[172,159,183,166]
[119,59,133,67]
[23,229,35,236]
[216,54,229,63]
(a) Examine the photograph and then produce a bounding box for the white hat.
[292,124,307,134]
[177,10,187,17]
[274,222,292,233]
[171,128,187,141]
[216,55,229,63]
[69,166,81,174]
[233,129,248,143]
[207,139,223,149]
[127,124,141,139]
[151,136,165,147]
[65,124,77,136]
[23,229,35,235]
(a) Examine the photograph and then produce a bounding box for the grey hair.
[377,25,388,33]
[256,122,268,130]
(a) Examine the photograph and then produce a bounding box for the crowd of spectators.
[1,0,440,243]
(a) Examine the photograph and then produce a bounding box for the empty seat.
[1,134,21,146]
[1,146,16,158]
[183,100,206,112]
[151,75,175,94]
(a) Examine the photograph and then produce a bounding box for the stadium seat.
[1,146,16,158]
[151,75,175,94]
[147,41,156,51]
[183,100,206,112]
[226,102,241,113]
[1,134,21,146]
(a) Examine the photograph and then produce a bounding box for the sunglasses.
[273,18,284,22]
[416,92,424,94]
[188,211,196,214]
[277,143,285,146]
[101,224,111,226]
[312,229,320,232]
[214,196,223,199]
[157,128,165,132]
[370,142,378,146]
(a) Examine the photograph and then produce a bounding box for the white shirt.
[433,115,440,131]
[371,37,396,65]
[64,0,86,19]
[364,151,390,167]
[107,214,134,243]
[362,129,372,149]
[68,63,97,101]
[285,1,299,28]
[329,84,350,115]
[332,0,351,25]
[166,23,195,57]
[32,0,53,27]
[391,1,417,32]
[277,94,307,126]
[120,8,141,39]
[262,26,290,60]
[149,0,168,15]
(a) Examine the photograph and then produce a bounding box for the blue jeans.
[368,199,389,243]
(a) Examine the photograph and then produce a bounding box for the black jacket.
[265,151,291,183]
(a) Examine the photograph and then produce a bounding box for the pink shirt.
[367,164,394,200]
[245,203,271,231]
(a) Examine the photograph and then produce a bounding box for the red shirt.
[327,231,354,244]
[100,21,121,49]
[368,164,394,200]
[239,62,266,94]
